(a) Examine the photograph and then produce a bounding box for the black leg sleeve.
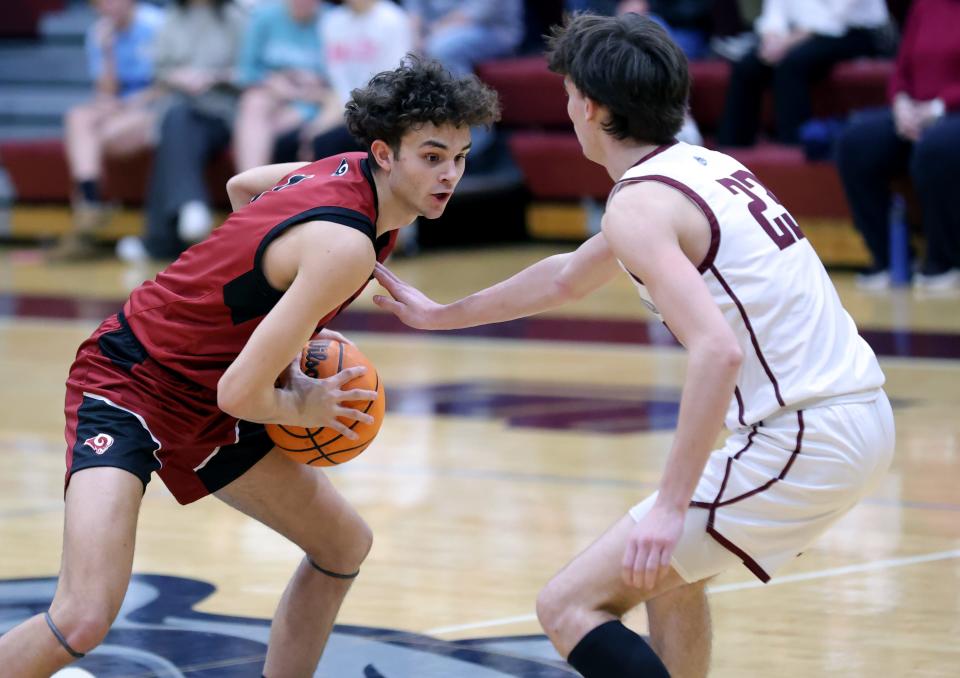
[567,620,670,677]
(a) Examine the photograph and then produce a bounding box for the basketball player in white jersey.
[373,12,895,678]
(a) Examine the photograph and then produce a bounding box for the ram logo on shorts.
[83,433,115,455]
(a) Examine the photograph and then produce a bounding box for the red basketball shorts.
[64,313,274,504]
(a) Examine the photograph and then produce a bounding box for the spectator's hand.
[759,31,809,65]
[264,72,301,101]
[893,93,923,141]
[912,99,946,138]
[166,68,216,96]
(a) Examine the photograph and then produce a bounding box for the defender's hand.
[282,359,377,439]
[622,502,685,592]
[372,263,446,330]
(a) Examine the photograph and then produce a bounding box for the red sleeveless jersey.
[122,152,396,390]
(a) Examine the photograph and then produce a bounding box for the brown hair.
[547,12,689,144]
[345,56,501,157]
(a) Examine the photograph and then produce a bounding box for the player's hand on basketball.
[372,263,446,330]
[622,503,685,592]
[284,359,376,439]
[314,328,354,346]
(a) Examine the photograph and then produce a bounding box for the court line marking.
[424,548,960,636]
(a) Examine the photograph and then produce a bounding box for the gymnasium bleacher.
[0,0,897,265]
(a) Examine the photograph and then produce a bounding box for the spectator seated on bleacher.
[836,0,960,292]
[232,0,332,171]
[50,0,163,261]
[718,0,890,147]
[404,0,524,160]
[117,0,247,263]
[566,0,713,60]
[307,0,413,161]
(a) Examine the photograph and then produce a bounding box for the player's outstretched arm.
[217,221,378,438]
[372,233,621,330]
[603,182,743,591]
[226,162,311,211]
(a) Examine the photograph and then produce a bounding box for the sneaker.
[177,200,213,243]
[46,232,106,262]
[116,235,149,263]
[913,268,960,292]
[854,268,891,292]
[73,200,112,234]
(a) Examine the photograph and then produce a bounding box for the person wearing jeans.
[836,0,960,291]
[718,0,888,146]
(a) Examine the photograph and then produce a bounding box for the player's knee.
[305,512,373,573]
[352,515,374,563]
[50,603,118,654]
[536,578,576,636]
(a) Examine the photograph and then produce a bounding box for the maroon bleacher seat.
[3,0,65,38]
[0,54,892,222]
[480,55,892,220]
[724,144,849,219]
[0,139,234,207]
[475,58,568,129]
[508,133,612,200]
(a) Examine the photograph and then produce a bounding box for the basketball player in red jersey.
[0,58,499,677]
[374,15,893,678]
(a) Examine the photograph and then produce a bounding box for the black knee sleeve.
[567,620,670,677]
[306,556,359,580]
[44,610,85,659]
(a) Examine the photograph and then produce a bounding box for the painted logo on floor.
[0,574,573,677]
[388,380,681,433]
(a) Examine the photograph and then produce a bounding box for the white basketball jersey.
[613,142,885,429]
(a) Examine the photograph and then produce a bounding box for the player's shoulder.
[640,141,731,174]
[296,219,379,271]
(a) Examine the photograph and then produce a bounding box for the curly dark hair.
[345,56,501,159]
[547,12,689,145]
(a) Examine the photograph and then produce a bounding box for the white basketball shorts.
[629,389,895,583]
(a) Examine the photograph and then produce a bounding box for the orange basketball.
[266,339,385,466]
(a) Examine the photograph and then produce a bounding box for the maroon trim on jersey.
[734,386,746,426]
[628,141,678,169]
[612,174,721,274]
[710,265,785,408]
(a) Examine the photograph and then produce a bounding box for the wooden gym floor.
[0,243,957,677]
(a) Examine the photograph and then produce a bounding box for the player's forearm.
[217,373,299,424]
[656,342,743,510]
[436,254,579,329]
[434,236,617,329]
